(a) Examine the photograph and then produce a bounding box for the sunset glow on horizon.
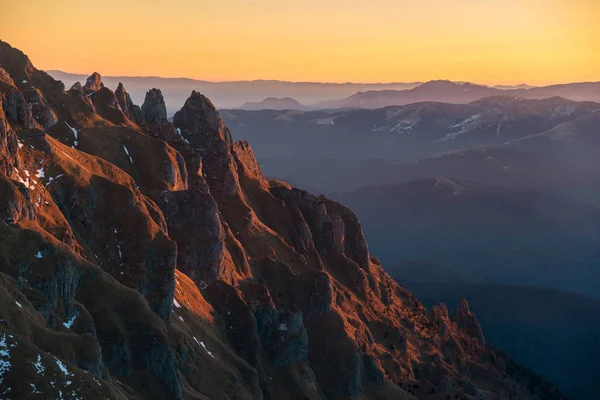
[3,0,599,85]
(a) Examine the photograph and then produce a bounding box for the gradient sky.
[3,0,599,85]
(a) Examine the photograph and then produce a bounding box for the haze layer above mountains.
[48,70,600,114]
[48,70,421,113]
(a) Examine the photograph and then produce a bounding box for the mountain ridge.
[0,40,565,400]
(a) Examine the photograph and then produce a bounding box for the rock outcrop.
[0,66,37,129]
[452,298,485,345]
[83,72,104,93]
[0,104,18,176]
[26,87,59,129]
[70,81,83,92]
[142,88,167,125]
[173,91,240,199]
[115,82,144,126]
[141,88,181,143]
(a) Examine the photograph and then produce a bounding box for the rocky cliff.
[0,40,564,400]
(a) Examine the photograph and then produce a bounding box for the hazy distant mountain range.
[222,96,600,201]
[316,80,600,109]
[225,96,600,159]
[47,70,421,112]
[48,70,600,114]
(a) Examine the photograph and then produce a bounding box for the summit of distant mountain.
[238,97,307,110]
[493,83,536,90]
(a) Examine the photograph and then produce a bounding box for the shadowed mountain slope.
[330,178,600,297]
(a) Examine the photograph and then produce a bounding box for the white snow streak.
[193,337,215,358]
[63,310,80,329]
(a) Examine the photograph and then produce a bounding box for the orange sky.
[2,0,599,85]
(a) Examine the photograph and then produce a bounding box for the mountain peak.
[0,40,36,80]
[141,88,168,125]
[83,72,103,93]
[116,82,144,126]
[69,81,83,92]
[239,96,306,110]
[175,90,223,136]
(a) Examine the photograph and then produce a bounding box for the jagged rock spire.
[0,67,36,129]
[28,88,58,129]
[0,66,16,87]
[83,72,103,93]
[173,90,238,198]
[452,298,485,345]
[115,82,144,126]
[139,88,185,145]
[0,104,15,175]
[141,88,168,126]
[173,90,232,148]
[70,81,83,93]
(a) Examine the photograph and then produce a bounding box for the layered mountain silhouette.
[224,96,600,161]
[506,112,600,160]
[48,71,600,113]
[222,98,600,203]
[317,80,600,109]
[47,70,422,113]
[0,41,566,399]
